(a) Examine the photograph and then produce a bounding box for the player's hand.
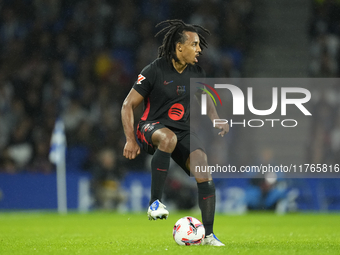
[215,122,229,137]
[123,140,141,160]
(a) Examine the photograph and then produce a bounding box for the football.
[173,216,205,246]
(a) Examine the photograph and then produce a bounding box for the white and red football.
[173,216,205,246]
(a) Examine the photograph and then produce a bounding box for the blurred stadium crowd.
[0,0,253,174]
[307,0,340,165]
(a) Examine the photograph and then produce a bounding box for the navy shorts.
[136,121,205,174]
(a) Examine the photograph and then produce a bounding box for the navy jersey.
[133,57,205,130]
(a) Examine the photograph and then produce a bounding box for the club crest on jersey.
[176,85,186,95]
[137,74,146,84]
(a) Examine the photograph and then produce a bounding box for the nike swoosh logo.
[203,195,214,200]
[157,168,167,172]
[164,80,173,85]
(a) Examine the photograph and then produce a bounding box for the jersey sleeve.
[132,63,156,98]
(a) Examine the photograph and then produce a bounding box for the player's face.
[180,31,201,65]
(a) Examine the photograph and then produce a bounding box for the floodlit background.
[0,0,339,213]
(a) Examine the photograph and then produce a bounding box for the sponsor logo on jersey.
[176,85,186,95]
[168,103,184,121]
[137,74,146,84]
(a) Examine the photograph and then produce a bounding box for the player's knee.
[188,149,212,182]
[191,149,207,166]
[158,132,177,152]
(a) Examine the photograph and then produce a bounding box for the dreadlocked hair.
[155,19,210,64]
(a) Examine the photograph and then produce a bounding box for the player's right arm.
[122,62,155,159]
[121,88,144,160]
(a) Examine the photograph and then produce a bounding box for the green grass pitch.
[0,211,339,255]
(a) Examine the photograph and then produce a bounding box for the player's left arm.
[194,89,229,137]
[205,93,229,137]
[195,68,229,137]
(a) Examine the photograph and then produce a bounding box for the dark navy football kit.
[132,57,205,174]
